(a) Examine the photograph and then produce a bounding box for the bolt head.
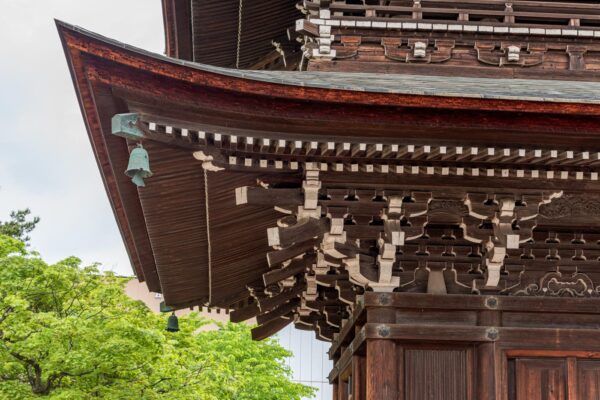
[486,297,498,309]
[486,327,499,341]
[378,325,391,338]
[379,293,391,305]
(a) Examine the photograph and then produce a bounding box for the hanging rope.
[203,168,213,303]
[236,0,243,68]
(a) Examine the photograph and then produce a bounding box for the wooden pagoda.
[59,1,600,398]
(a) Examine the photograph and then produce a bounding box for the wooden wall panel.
[514,358,567,400]
[577,360,600,399]
[404,348,471,400]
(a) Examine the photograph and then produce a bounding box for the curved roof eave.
[57,20,600,115]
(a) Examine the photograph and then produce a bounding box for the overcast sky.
[0,1,164,276]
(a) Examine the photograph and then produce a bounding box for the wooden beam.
[256,299,300,325]
[263,255,315,286]
[251,315,293,341]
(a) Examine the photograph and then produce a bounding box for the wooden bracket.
[383,38,454,63]
[476,42,546,67]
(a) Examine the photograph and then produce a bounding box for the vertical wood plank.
[477,343,497,400]
[353,355,366,400]
[477,310,500,400]
[397,346,404,400]
[404,347,470,400]
[515,358,567,400]
[367,340,398,400]
[576,360,600,400]
[567,357,578,400]
[333,382,339,400]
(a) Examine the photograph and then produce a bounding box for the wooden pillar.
[477,342,497,400]
[477,310,500,400]
[365,303,398,400]
[366,340,398,400]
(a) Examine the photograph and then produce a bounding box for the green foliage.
[0,209,40,244]
[0,235,314,399]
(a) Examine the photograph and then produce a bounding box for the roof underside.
[163,0,300,68]
[57,20,600,313]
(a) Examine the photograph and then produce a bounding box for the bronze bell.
[166,312,180,332]
[125,144,152,187]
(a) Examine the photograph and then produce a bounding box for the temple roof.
[57,19,600,337]
[62,22,600,105]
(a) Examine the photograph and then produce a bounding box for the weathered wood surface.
[59,19,600,338]
[331,292,600,400]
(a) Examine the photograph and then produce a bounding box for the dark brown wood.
[515,358,567,400]
[404,347,472,400]
[366,340,398,400]
[251,315,293,341]
[58,8,600,399]
[352,355,366,400]
[229,302,259,323]
[577,360,600,399]
[331,293,600,400]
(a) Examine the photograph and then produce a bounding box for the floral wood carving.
[510,270,598,297]
[539,195,600,219]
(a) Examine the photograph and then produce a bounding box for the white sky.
[0,1,164,276]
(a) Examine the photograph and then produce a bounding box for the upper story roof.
[162,0,300,68]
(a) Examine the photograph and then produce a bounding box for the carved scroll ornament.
[539,195,600,219]
[511,270,599,298]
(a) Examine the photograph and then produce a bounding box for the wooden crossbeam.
[235,186,303,207]
[263,255,315,286]
[267,218,328,247]
[257,284,306,313]
[230,302,260,323]
[256,299,300,325]
[267,240,317,267]
[251,315,294,341]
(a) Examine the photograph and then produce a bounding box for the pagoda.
[59,1,600,398]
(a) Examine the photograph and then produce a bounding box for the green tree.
[0,209,40,244]
[0,234,314,399]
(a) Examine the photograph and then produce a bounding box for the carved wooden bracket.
[463,192,562,288]
[475,42,546,67]
[382,38,454,63]
[235,180,576,340]
[567,45,587,71]
[335,36,361,59]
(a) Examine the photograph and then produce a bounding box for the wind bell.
[125,144,152,187]
[166,312,180,332]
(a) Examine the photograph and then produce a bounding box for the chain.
[236,0,243,68]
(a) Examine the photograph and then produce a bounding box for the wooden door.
[509,357,600,400]
[514,358,567,400]
[578,361,600,400]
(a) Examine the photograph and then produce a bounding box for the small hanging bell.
[125,144,152,187]
[166,312,180,332]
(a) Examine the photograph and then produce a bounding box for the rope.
[203,168,213,303]
[236,0,243,68]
